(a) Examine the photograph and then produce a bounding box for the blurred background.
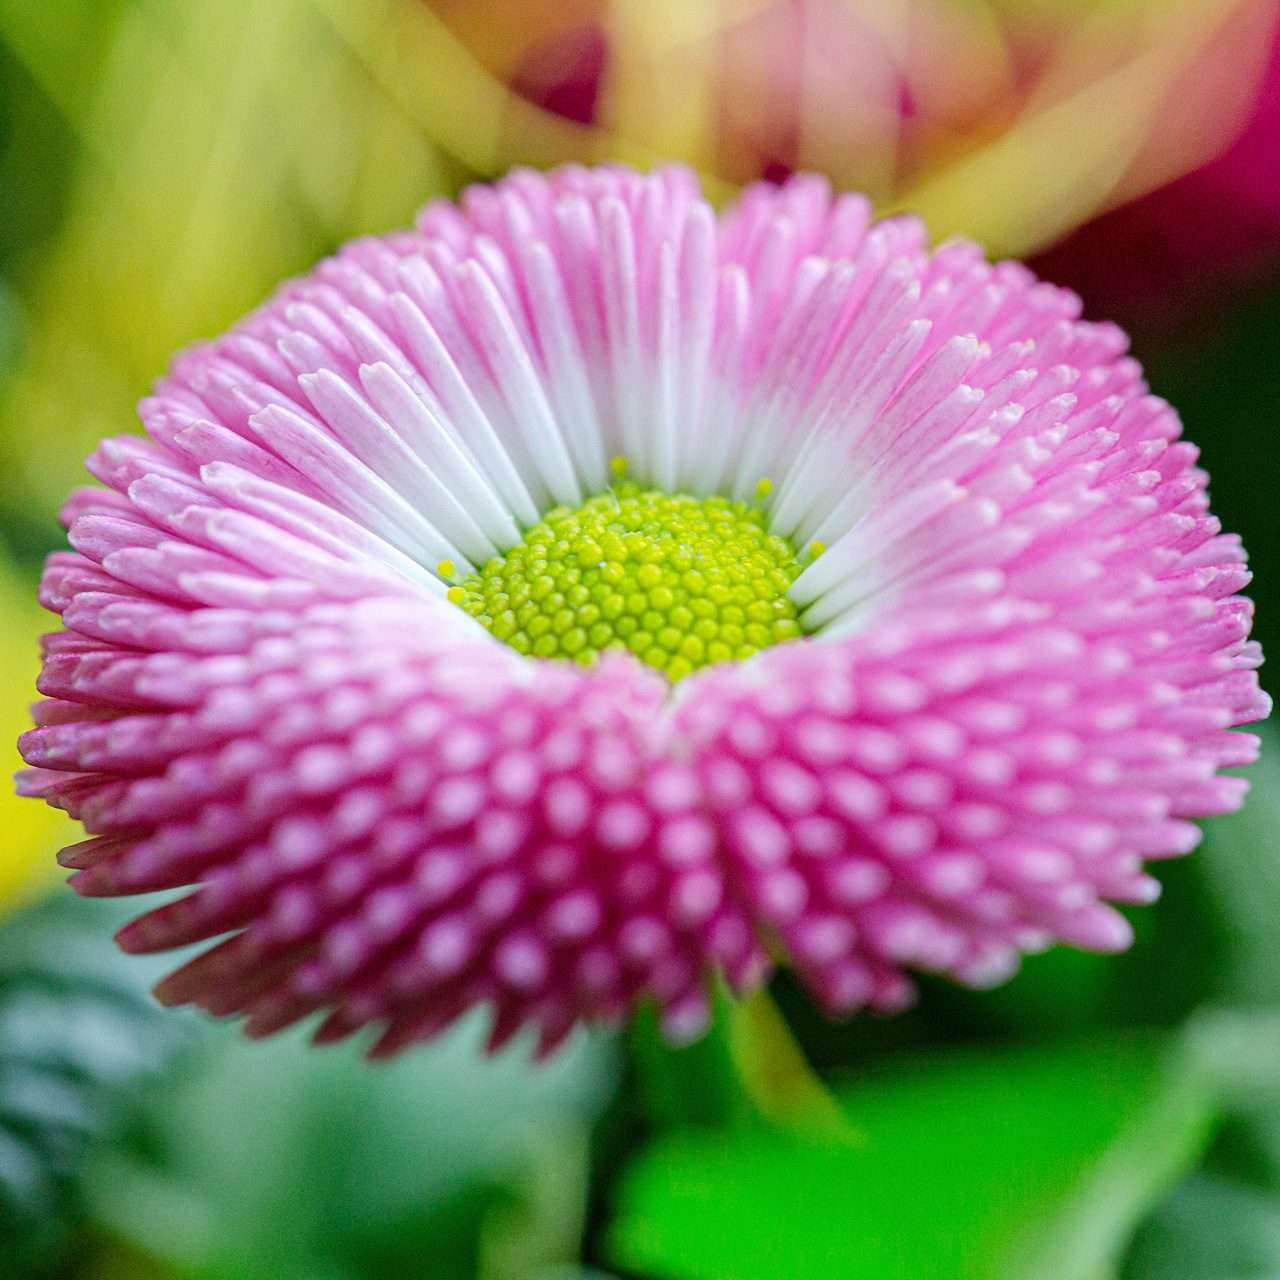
[1,2,1278,1276]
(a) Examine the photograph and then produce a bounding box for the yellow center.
[450,480,809,681]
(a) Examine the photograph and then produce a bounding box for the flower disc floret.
[454,481,806,680]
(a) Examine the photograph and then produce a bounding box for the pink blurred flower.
[18,166,1266,1057]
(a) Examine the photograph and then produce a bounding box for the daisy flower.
[18,165,1267,1057]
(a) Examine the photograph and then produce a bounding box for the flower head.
[19,165,1267,1056]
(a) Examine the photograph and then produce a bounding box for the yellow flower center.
[450,479,809,681]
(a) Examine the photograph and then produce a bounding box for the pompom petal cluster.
[18,165,1267,1056]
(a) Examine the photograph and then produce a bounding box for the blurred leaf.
[608,1033,1215,1280]
[0,0,456,521]
[0,894,201,1276]
[1192,728,1280,1007]
[725,986,853,1134]
[83,1011,617,1279]
[1183,1008,1280,1112]
[0,0,129,127]
[1123,1173,1280,1279]
[479,1126,594,1280]
[530,1271,621,1280]
[627,997,747,1132]
[1219,1111,1280,1195]
[1115,733,1280,1278]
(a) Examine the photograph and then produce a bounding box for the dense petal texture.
[19,165,1267,1055]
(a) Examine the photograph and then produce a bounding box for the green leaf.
[628,982,849,1133]
[627,998,748,1131]
[608,1033,1215,1280]
[83,1010,617,1278]
[1192,729,1280,1008]
[1123,1174,1280,1279]
[0,894,201,1275]
[529,1271,622,1280]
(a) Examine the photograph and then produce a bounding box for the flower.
[18,165,1267,1058]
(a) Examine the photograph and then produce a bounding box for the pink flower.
[18,165,1267,1057]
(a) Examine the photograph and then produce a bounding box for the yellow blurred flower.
[414,0,1279,254]
[0,559,76,915]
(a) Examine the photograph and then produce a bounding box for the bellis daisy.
[18,165,1267,1058]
